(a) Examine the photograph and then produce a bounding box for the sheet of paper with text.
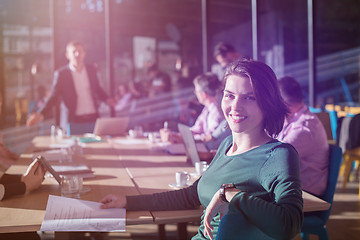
[40,195,126,232]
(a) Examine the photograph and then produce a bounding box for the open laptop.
[93,117,129,136]
[175,123,208,166]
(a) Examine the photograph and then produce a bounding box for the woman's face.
[221,74,264,135]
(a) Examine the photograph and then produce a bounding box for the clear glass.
[60,175,82,199]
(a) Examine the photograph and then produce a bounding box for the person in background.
[212,41,241,80]
[26,41,116,135]
[277,76,329,196]
[202,120,232,151]
[147,63,172,97]
[161,73,224,142]
[114,83,132,113]
[100,59,303,240]
[0,158,45,201]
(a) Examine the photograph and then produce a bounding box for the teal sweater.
[127,136,303,239]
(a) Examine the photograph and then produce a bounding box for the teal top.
[127,136,303,240]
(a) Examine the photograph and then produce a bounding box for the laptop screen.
[177,123,201,166]
[93,117,129,136]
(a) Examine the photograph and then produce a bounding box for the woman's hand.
[22,159,45,194]
[100,194,127,209]
[203,190,229,240]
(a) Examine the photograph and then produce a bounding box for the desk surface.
[0,136,331,233]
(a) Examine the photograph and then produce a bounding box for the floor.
[39,177,360,240]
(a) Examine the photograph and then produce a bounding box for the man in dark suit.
[27,41,116,134]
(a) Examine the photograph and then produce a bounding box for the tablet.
[35,155,62,184]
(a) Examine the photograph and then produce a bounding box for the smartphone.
[35,155,62,184]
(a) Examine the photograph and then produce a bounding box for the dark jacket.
[39,64,108,122]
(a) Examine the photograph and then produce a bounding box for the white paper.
[52,164,92,174]
[41,195,126,232]
[49,139,75,149]
[33,149,66,161]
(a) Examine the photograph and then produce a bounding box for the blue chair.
[301,144,343,240]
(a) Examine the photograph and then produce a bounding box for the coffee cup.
[175,171,190,187]
[195,161,208,175]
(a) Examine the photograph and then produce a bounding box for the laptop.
[176,123,208,166]
[93,117,129,136]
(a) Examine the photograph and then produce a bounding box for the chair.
[314,111,334,141]
[301,144,343,240]
[309,107,338,141]
[337,114,360,192]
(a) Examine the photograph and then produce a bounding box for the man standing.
[27,41,116,134]
[277,76,329,196]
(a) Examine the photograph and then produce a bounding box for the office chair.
[301,144,343,240]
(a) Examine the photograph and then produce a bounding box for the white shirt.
[69,64,97,116]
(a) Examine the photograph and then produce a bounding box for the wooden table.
[0,136,153,234]
[0,135,331,237]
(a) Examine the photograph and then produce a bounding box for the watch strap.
[219,183,236,203]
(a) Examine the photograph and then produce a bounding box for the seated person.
[100,59,303,239]
[147,63,172,97]
[161,73,224,142]
[114,83,132,112]
[212,41,241,80]
[202,119,232,151]
[277,76,329,197]
[0,158,45,201]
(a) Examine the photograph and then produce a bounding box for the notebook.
[176,123,208,166]
[93,117,129,136]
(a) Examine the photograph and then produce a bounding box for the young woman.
[100,59,303,240]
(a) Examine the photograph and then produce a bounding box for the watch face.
[222,183,236,188]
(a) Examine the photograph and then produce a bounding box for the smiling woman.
[99,59,303,240]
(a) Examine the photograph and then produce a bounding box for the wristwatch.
[219,183,236,203]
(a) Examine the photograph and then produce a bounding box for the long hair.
[223,59,289,137]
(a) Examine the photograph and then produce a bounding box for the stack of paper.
[41,195,126,232]
[52,164,95,179]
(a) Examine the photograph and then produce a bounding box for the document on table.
[41,195,126,232]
